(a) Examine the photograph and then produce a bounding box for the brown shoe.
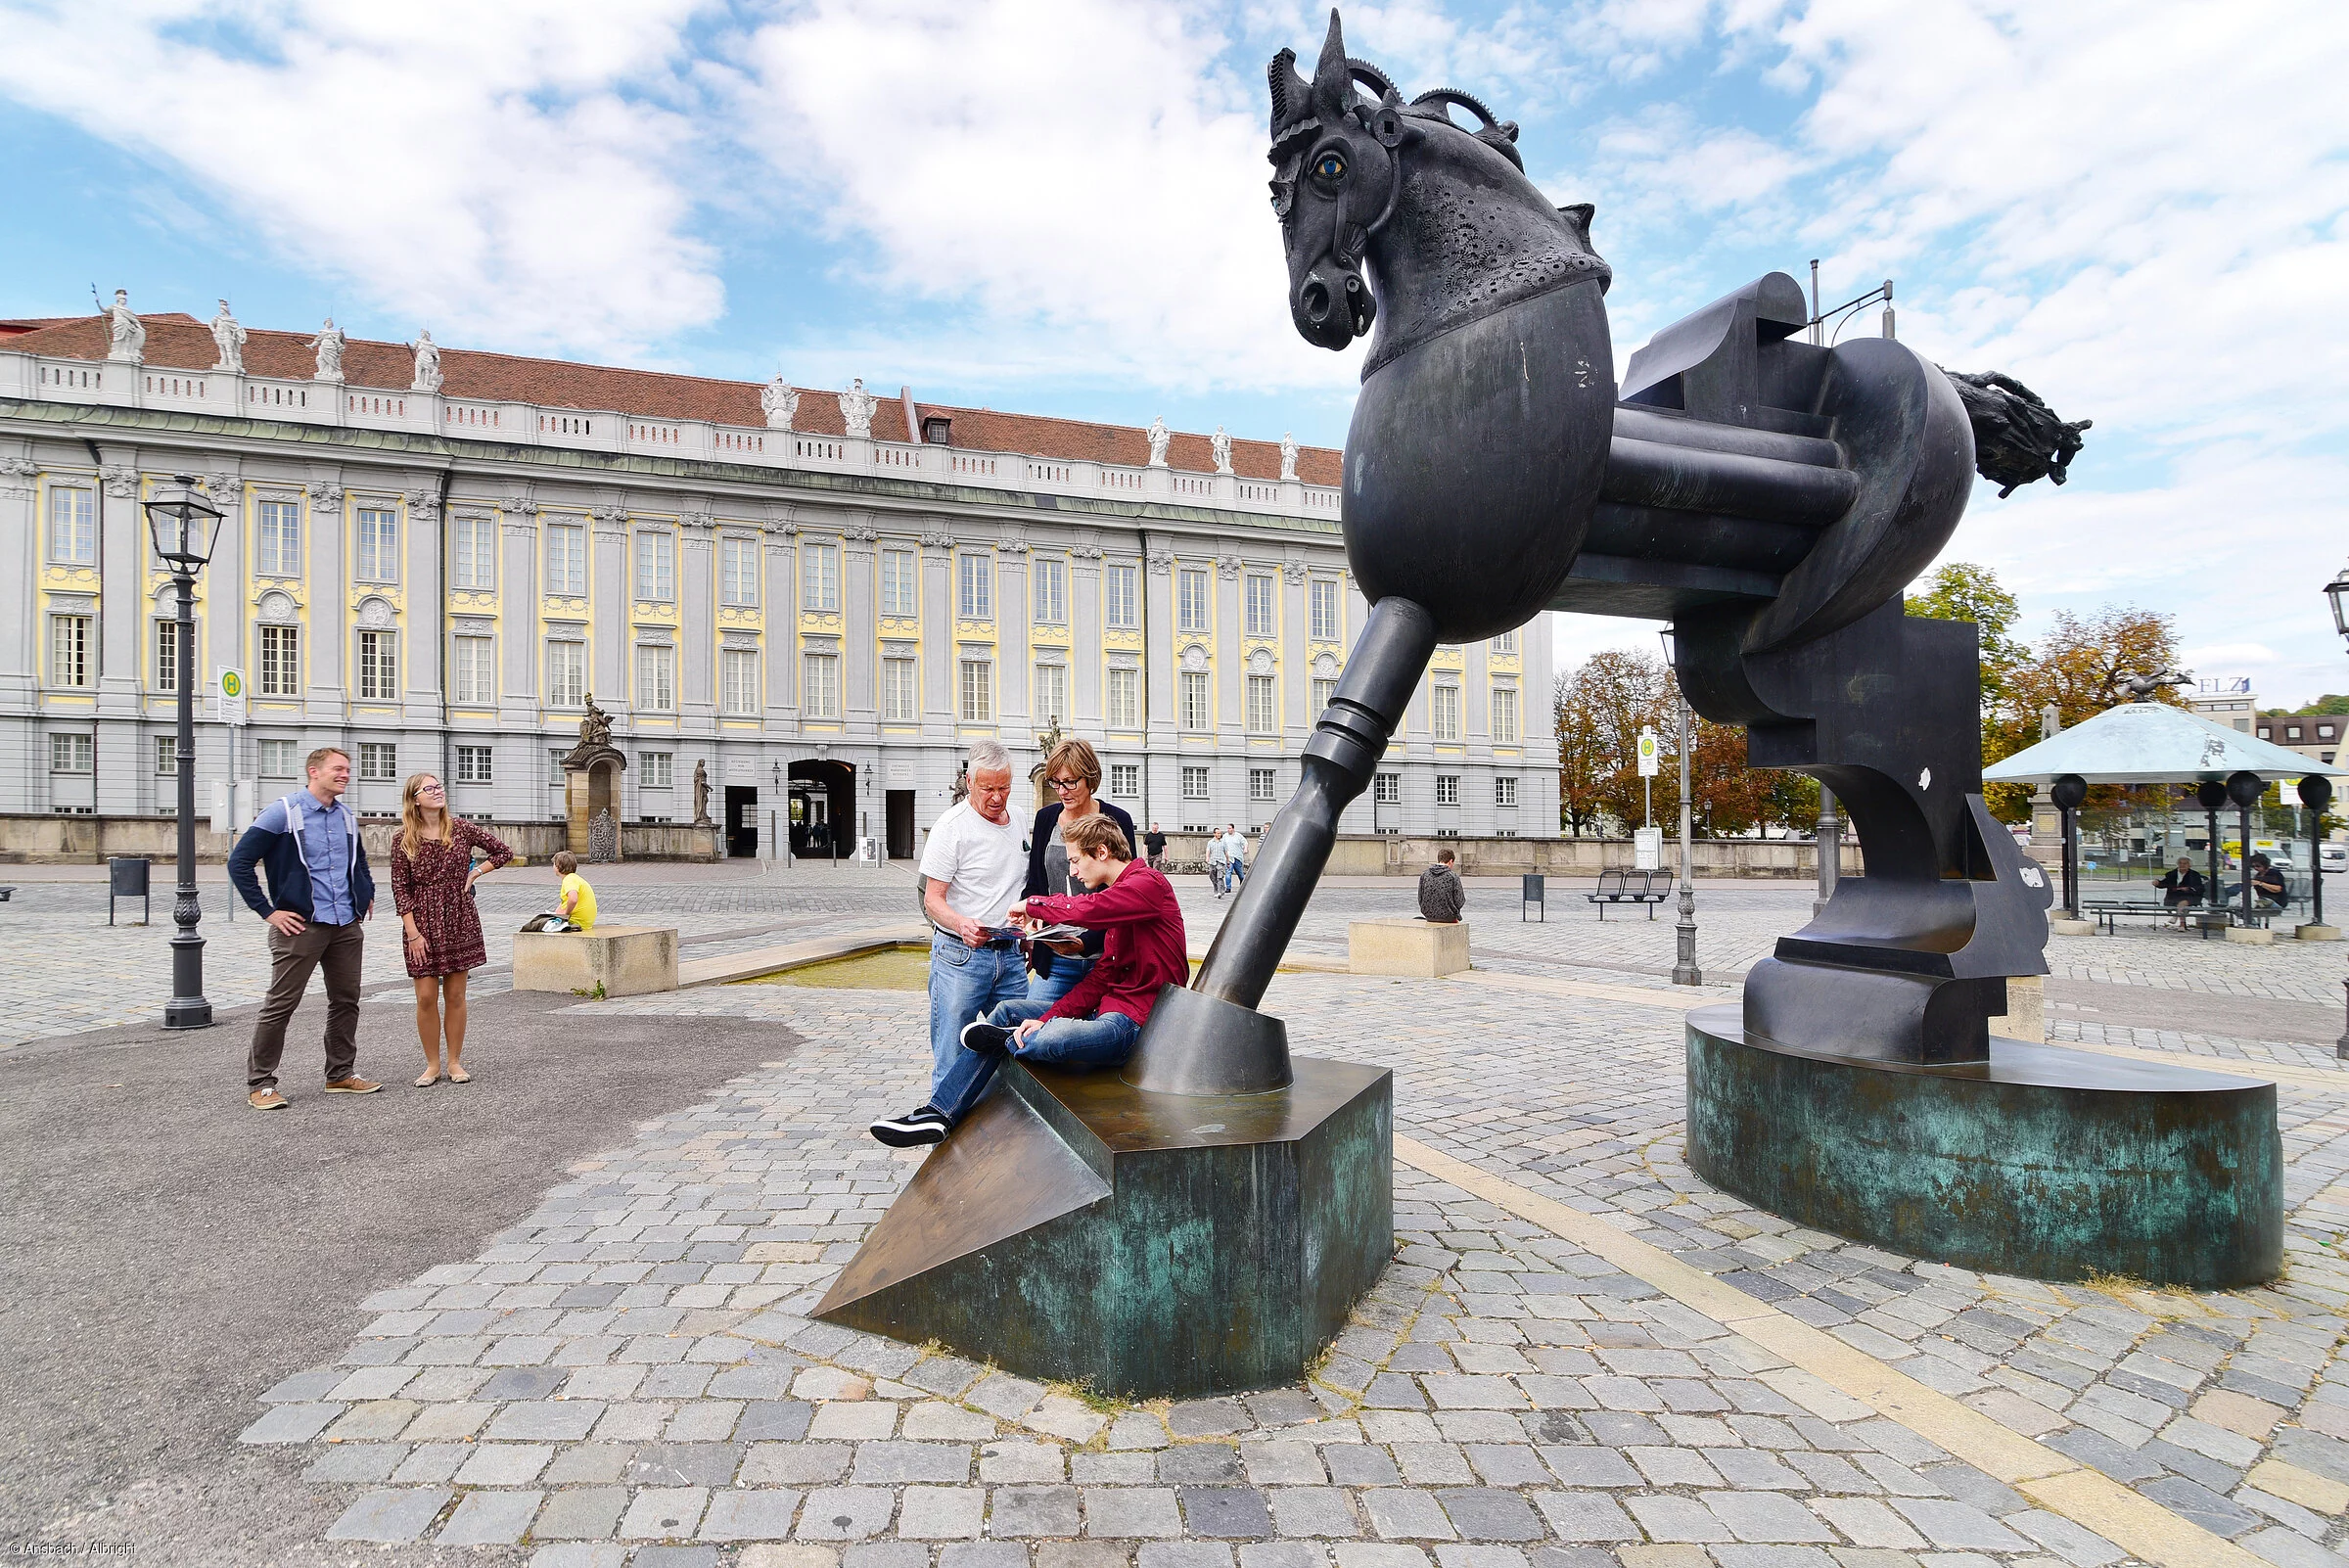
[324,1077,382,1094]
[249,1088,289,1111]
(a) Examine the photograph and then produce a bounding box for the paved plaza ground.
[5,859,2349,1567]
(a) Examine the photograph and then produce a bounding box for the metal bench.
[2080,899,2230,938]
[1588,867,1670,920]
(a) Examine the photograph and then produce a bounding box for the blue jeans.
[1025,951,1096,1009]
[934,997,1140,1126]
[926,931,1031,1103]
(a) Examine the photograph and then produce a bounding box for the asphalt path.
[0,976,807,1566]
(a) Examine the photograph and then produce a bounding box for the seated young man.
[870,811,1187,1147]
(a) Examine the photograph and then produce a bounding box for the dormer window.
[923,417,952,446]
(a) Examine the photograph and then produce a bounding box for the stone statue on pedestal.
[692,760,713,825]
[106,290,145,363]
[208,300,246,374]
[565,694,616,767]
[761,377,799,431]
[1280,432,1299,481]
[308,317,345,382]
[1211,426,1233,475]
[409,329,442,392]
[839,378,877,439]
[1146,417,1171,467]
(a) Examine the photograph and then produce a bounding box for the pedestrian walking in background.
[1418,846,1466,923]
[390,772,514,1087]
[1223,824,1249,888]
[1021,738,1136,1010]
[1206,826,1230,896]
[1144,821,1168,871]
[226,746,380,1110]
[870,740,1030,1146]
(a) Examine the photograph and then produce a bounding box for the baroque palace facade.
[0,300,1556,855]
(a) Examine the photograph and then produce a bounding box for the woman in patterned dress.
[391,773,514,1086]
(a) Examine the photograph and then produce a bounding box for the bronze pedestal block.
[816,1055,1394,1401]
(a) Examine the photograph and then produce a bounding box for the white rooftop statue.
[1983,702,2345,785]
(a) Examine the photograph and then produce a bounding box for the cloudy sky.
[4,0,2345,705]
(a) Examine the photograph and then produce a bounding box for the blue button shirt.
[288,790,357,924]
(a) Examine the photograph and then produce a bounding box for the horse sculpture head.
[1269,9,1609,376]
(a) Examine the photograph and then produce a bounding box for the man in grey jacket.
[1417,848,1465,923]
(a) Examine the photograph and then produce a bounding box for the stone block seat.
[1348,917,1469,977]
[511,925,677,998]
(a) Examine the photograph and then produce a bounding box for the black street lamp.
[1660,630,1700,985]
[144,474,223,1030]
[2326,563,2349,654]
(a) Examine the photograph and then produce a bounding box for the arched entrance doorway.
[789,759,856,858]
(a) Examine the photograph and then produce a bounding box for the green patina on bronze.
[816,1056,1393,1400]
[1683,1004,2281,1288]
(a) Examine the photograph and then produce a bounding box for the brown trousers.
[248,919,365,1088]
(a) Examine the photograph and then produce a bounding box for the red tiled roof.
[7,313,1344,484]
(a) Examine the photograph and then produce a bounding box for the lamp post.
[1661,630,1699,985]
[2051,774,2087,921]
[2228,770,2265,925]
[145,474,223,1030]
[2326,563,2349,654]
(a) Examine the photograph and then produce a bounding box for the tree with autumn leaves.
[1554,562,2183,837]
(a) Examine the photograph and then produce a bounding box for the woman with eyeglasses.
[390,772,514,1086]
[1022,738,1137,1007]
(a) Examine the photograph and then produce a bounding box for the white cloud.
[0,0,725,354]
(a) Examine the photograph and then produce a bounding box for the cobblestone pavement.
[200,878,2349,1568]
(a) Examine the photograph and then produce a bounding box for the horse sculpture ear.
[1268,47,1313,138]
[1311,9,1352,122]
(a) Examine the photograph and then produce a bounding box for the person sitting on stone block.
[1418,847,1466,923]
[869,811,1188,1147]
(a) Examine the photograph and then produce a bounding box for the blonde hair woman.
[1022,738,1136,1008]
[390,773,514,1085]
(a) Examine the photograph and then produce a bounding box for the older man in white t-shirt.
[872,739,1032,1146]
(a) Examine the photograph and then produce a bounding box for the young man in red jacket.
[871,811,1188,1146]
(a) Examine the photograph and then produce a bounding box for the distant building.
[2255,712,2341,768]
[0,303,1557,853]
[2191,675,2258,733]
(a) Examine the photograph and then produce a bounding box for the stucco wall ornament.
[100,465,137,498]
[308,482,345,507]
[505,497,540,517]
[1217,555,1243,579]
[1248,647,1275,675]
[406,488,442,517]
[1180,643,1209,673]
[258,590,299,623]
[357,596,395,630]
[1282,561,1308,583]
[1146,548,1174,576]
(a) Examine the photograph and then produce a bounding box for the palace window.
[1436,774,1460,807]
[358,742,397,782]
[1106,667,1140,728]
[1246,673,1278,733]
[1492,684,1518,744]
[548,749,568,787]
[1034,559,1067,624]
[155,735,177,776]
[545,523,586,596]
[882,657,918,722]
[452,514,495,589]
[456,745,494,784]
[958,659,993,722]
[801,652,837,718]
[723,649,761,715]
[47,486,95,565]
[1493,628,1519,655]
[1181,765,1209,800]
[720,536,760,607]
[1035,663,1068,726]
[802,542,840,611]
[1310,578,1340,641]
[1250,767,1276,802]
[259,624,299,696]
[1374,771,1400,806]
[357,629,398,701]
[882,548,918,616]
[452,636,494,705]
[259,739,295,776]
[355,506,398,582]
[640,752,672,788]
[1313,677,1336,715]
[545,640,585,708]
[957,553,992,621]
[1245,574,1275,637]
[257,499,301,576]
[50,734,93,773]
[1178,568,1210,632]
[1110,762,1139,798]
[1496,776,1519,807]
[636,645,676,712]
[1105,564,1137,628]
[924,416,952,444]
[154,619,179,693]
[1179,669,1211,730]
[1432,683,1461,743]
[634,530,675,602]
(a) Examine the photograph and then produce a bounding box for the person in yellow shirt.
[551,851,598,931]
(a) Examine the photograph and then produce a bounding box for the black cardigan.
[1025,799,1137,968]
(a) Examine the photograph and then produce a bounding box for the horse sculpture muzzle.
[1293,264,1373,346]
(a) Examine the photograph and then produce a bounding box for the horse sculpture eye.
[1314,153,1346,182]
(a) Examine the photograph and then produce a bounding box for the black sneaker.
[869,1107,949,1147]
[959,1018,1013,1055]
